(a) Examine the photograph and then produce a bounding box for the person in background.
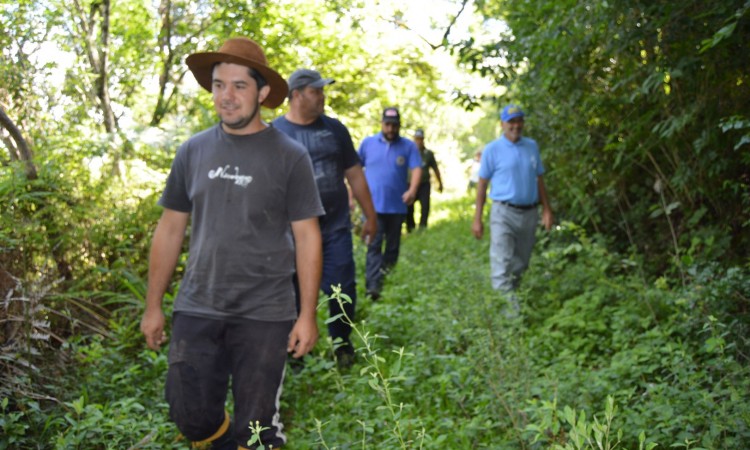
[273,68,377,368]
[405,128,443,232]
[140,37,324,449]
[472,104,553,316]
[358,107,422,300]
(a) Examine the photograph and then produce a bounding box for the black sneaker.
[334,344,355,369]
[366,290,381,301]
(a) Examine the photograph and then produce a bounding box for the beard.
[219,98,261,131]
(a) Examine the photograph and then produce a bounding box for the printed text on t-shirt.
[208,165,253,187]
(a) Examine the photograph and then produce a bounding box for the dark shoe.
[366,290,380,301]
[334,344,355,369]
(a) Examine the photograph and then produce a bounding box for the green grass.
[2,196,749,449]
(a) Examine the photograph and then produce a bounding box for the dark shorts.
[165,313,293,448]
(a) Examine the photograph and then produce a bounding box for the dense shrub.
[2,197,748,449]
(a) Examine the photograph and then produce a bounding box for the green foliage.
[3,196,749,448]
[463,0,750,270]
[3,1,750,448]
[525,396,662,450]
[1,397,30,448]
[1,4,451,448]
[0,331,178,449]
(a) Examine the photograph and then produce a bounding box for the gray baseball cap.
[288,69,334,91]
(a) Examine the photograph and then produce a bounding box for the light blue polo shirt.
[358,132,422,214]
[479,135,545,205]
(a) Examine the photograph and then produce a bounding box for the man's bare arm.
[288,217,323,358]
[472,178,490,239]
[141,209,189,350]
[345,164,377,243]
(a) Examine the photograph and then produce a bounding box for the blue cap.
[500,104,524,122]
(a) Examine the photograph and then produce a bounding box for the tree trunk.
[96,0,117,135]
[0,106,37,180]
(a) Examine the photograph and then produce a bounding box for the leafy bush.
[4,196,749,448]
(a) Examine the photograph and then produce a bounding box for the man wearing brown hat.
[272,69,377,368]
[140,37,324,449]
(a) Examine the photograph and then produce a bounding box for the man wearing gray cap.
[273,69,377,368]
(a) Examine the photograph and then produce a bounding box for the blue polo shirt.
[479,135,545,205]
[358,132,422,214]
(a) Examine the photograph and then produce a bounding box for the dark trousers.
[320,229,357,345]
[366,213,404,293]
[406,182,431,231]
[293,229,357,346]
[165,313,293,449]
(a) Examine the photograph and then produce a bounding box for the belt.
[497,200,537,210]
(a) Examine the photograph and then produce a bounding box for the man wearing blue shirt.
[472,104,553,313]
[359,107,422,299]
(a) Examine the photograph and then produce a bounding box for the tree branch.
[380,0,470,50]
[0,106,37,179]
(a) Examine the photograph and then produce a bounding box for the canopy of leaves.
[461,0,750,271]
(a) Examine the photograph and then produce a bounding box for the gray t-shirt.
[158,124,324,321]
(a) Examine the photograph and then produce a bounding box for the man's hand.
[361,217,377,245]
[287,315,318,359]
[141,308,167,350]
[542,208,554,231]
[402,190,417,205]
[472,218,484,239]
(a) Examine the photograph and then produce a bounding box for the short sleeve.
[358,139,368,167]
[478,145,493,180]
[286,152,325,222]
[327,117,361,170]
[158,145,192,212]
[407,142,422,169]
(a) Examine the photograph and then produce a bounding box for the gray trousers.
[489,202,538,292]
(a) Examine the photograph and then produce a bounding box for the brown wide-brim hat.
[186,37,288,109]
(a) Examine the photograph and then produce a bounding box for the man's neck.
[503,133,521,143]
[285,108,319,126]
[221,120,267,136]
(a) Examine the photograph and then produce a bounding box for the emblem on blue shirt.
[396,156,405,166]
